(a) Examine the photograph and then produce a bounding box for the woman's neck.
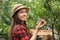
[22,21,24,24]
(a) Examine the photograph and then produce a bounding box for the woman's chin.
[21,19,26,21]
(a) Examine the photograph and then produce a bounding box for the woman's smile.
[17,9,28,21]
[22,16,27,19]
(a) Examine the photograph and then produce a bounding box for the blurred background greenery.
[0,0,60,40]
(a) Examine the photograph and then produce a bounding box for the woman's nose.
[24,13,27,16]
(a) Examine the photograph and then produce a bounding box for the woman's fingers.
[39,19,46,27]
[36,19,46,29]
[40,19,46,25]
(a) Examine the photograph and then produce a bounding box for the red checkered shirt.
[12,24,32,40]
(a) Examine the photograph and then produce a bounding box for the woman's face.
[17,8,28,21]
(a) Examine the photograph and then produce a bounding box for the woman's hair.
[9,9,26,40]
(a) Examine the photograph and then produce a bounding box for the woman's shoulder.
[15,24,21,27]
[13,24,26,31]
[13,24,21,30]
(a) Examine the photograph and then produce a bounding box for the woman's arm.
[30,19,46,40]
[30,28,38,40]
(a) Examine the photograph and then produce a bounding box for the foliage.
[0,0,60,40]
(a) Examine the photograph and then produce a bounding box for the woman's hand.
[30,19,46,40]
[36,19,46,30]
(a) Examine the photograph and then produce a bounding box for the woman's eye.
[19,11,23,13]
[25,10,28,13]
[19,11,27,13]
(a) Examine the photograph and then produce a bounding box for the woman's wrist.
[35,26,40,31]
[35,28,39,32]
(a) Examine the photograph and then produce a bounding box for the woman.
[9,4,46,40]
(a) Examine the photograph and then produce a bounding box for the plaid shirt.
[12,24,32,40]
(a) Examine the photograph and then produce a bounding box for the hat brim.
[14,6,29,13]
[12,6,29,18]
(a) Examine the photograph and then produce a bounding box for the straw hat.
[12,4,29,17]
